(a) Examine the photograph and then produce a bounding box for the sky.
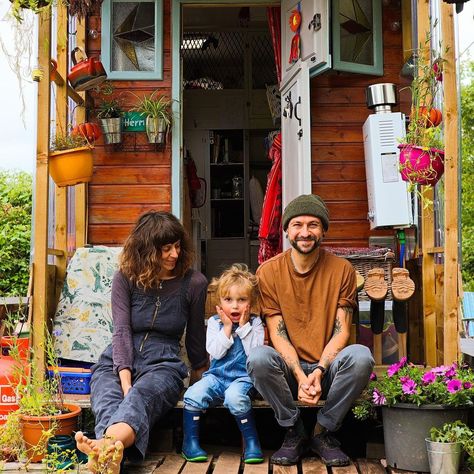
[0,2,473,174]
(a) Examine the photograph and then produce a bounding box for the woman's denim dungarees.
[183,316,254,416]
[90,271,192,459]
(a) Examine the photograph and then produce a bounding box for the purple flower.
[369,372,377,381]
[446,379,463,393]
[52,329,63,337]
[402,379,417,395]
[388,363,401,377]
[422,372,437,385]
[432,365,449,376]
[373,389,386,405]
[463,382,472,389]
[445,364,457,379]
[399,357,408,367]
[400,376,410,384]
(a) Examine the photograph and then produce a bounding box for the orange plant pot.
[20,403,81,462]
[49,147,93,187]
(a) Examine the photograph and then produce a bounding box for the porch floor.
[2,451,468,473]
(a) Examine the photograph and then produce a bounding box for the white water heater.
[363,84,413,229]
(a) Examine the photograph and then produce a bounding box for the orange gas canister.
[0,357,19,425]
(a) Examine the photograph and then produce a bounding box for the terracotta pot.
[20,403,81,462]
[49,146,93,187]
[398,144,445,186]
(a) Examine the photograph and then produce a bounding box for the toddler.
[182,264,264,464]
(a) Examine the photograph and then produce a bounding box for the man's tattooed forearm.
[341,307,353,317]
[332,318,342,336]
[277,319,290,342]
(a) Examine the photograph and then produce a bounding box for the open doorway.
[181,6,279,279]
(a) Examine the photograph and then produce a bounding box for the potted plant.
[49,131,94,187]
[132,91,173,144]
[353,358,474,472]
[8,0,54,23]
[426,421,474,474]
[398,34,446,193]
[95,81,123,145]
[0,319,82,465]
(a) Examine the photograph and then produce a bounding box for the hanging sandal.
[356,271,365,291]
[364,268,388,301]
[391,268,415,302]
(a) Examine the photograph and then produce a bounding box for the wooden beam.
[75,18,88,249]
[441,2,460,364]
[417,0,437,366]
[54,1,69,305]
[32,11,52,376]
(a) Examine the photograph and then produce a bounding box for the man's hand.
[189,363,209,385]
[239,304,251,327]
[297,375,318,405]
[305,369,324,404]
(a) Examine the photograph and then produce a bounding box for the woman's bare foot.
[91,441,124,474]
[75,431,96,456]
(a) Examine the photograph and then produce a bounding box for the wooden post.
[54,1,69,304]
[75,19,88,248]
[417,0,437,366]
[32,11,52,375]
[441,2,460,364]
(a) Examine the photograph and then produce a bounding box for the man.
[247,194,374,467]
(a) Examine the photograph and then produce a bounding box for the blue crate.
[48,370,92,394]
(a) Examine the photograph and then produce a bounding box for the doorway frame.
[171,0,279,218]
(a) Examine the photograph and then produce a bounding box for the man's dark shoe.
[271,425,307,465]
[310,431,350,467]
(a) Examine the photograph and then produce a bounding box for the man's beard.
[289,236,322,255]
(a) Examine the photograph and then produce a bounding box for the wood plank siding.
[87,1,409,248]
[311,1,410,247]
[87,0,173,245]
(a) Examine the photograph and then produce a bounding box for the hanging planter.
[398,144,445,187]
[146,116,168,144]
[49,146,94,187]
[20,403,81,462]
[100,117,122,144]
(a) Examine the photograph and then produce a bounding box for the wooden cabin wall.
[86,0,173,245]
[311,1,411,247]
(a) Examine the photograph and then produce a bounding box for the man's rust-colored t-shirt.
[256,248,357,363]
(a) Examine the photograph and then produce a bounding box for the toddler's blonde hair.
[209,263,259,305]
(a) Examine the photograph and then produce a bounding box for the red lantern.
[289,10,301,32]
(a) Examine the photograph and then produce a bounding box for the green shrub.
[0,170,33,296]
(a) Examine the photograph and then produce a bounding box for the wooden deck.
[0,451,443,473]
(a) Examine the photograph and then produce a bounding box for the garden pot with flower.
[354,358,474,472]
[398,33,446,195]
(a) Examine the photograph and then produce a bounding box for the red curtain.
[266,7,282,84]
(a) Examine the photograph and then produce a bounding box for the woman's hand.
[239,304,251,327]
[119,368,132,396]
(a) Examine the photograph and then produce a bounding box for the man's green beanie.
[282,194,329,231]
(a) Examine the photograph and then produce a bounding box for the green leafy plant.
[0,171,32,296]
[9,0,55,23]
[353,358,474,420]
[131,91,173,125]
[51,132,90,152]
[95,82,123,119]
[430,421,474,469]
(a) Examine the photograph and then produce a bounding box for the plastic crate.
[48,368,92,394]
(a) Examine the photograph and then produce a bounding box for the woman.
[76,211,208,473]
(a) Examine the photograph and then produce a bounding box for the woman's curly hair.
[209,263,259,305]
[119,211,194,289]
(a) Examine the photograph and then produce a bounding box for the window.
[101,0,163,80]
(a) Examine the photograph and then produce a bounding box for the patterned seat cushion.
[53,246,122,363]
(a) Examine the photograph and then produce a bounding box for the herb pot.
[425,438,462,474]
[49,146,94,187]
[20,403,81,462]
[100,117,122,144]
[146,117,167,144]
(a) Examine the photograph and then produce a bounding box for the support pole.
[32,11,52,375]
[441,1,460,364]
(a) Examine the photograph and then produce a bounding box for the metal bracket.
[283,91,293,119]
[308,13,321,32]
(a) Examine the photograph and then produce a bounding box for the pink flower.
[369,372,377,381]
[433,61,443,82]
[446,379,462,393]
[373,389,386,405]
[463,382,472,389]
[432,365,449,376]
[400,376,410,384]
[399,357,408,367]
[422,372,437,385]
[402,379,417,395]
[445,364,457,378]
[388,362,402,377]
